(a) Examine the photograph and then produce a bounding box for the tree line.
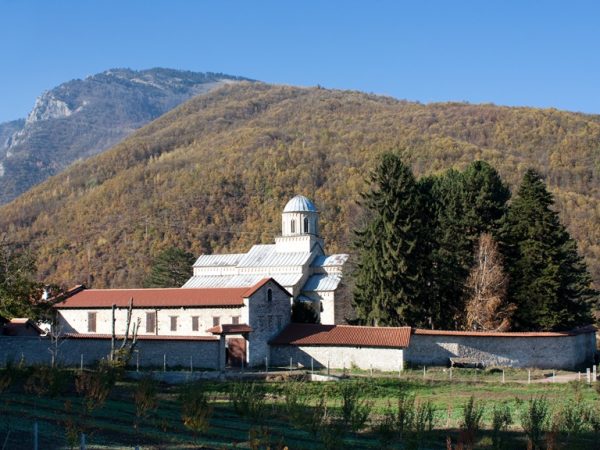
[352,153,597,331]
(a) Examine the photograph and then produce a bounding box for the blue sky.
[0,1,598,122]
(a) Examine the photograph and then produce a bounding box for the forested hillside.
[0,83,598,293]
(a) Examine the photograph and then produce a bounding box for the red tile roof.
[206,324,253,334]
[53,278,288,309]
[412,325,597,338]
[270,323,412,348]
[63,333,218,341]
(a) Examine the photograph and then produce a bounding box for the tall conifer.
[502,169,595,330]
[352,153,428,326]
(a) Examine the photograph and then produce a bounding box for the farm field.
[0,366,599,449]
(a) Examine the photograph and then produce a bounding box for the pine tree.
[143,247,195,288]
[352,153,429,326]
[423,161,510,328]
[502,169,596,330]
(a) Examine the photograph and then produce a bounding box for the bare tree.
[465,233,515,331]
[110,298,139,365]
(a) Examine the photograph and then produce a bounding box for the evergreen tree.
[502,169,596,330]
[144,247,195,288]
[423,161,510,328]
[352,153,429,326]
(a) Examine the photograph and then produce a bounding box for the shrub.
[75,368,115,413]
[180,384,213,438]
[134,377,158,431]
[396,391,416,437]
[520,396,549,450]
[491,402,513,450]
[24,366,70,397]
[337,381,372,432]
[560,399,587,437]
[376,401,397,448]
[230,382,266,423]
[460,396,484,447]
[282,379,308,424]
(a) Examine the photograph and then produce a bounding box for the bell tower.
[275,195,324,253]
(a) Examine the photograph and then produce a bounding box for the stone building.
[55,278,291,367]
[183,195,349,325]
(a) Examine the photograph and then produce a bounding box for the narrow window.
[146,312,156,333]
[232,316,240,325]
[170,316,178,332]
[213,316,220,327]
[290,219,295,233]
[267,288,273,303]
[87,312,97,333]
[304,216,309,233]
[191,316,199,331]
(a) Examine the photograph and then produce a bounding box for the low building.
[55,278,291,367]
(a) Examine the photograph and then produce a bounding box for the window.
[213,316,220,327]
[304,216,309,233]
[267,288,273,303]
[87,312,97,333]
[146,312,156,333]
[232,316,240,325]
[170,316,178,332]
[290,219,295,233]
[192,316,199,331]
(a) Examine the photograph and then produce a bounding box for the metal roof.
[311,254,349,267]
[302,274,342,292]
[283,195,317,213]
[183,273,304,289]
[193,253,245,268]
[237,245,312,268]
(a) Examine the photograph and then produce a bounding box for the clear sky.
[0,0,598,122]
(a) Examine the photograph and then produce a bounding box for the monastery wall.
[0,336,221,370]
[270,345,404,372]
[405,330,596,370]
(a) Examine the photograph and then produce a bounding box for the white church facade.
[182,195,349,325]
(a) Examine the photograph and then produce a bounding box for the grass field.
[1,366,599,449]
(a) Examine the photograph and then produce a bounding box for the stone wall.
[270,345,404,372]
[0,336,221,370]
[405,330,596,370]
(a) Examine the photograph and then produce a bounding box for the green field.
[1,366,599,449]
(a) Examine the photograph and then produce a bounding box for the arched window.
[267,288,273,302]
[290,220,295,233]
[304,217,309,233]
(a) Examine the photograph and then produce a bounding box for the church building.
[183,195,348,325]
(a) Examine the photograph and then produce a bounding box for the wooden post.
[80,354,83,372]
[265,356,269,373]
[190,356,193,373]
[311,357,314,374]
[33,421,38,450]
[290,357,292,372]
[136,351,139,372]
[587,368,591,384]
[80,432,86,450]
[593,365,597,382]
[163,354,166,372]
[528,370,531,384]
[502,370,505,384]
[423,366,426,379]
[110,304,116,361]
[552,371,555,383]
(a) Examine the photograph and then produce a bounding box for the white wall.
[58,306,243,336]
[270,345,404,372]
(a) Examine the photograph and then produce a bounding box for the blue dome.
[283,195,317,213]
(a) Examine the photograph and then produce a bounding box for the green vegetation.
[352,156,594,330]
[143,246,195,287]
[0,83,599,306]
[1,366,599,449]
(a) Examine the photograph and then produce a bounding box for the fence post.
[163,354,166,372]
[528,370,531,384]
[370,364,373,378]
[190,356,193,374]
[80,432,86,450]
[552,371,555,383]
[265,356,268,373]
[502,370,505,384]
[80,354,84,372]
[423,366,426,379]
[327,359,330,376]
[311,357,314,374]
[578,371,581,382]
[290,357,292,372]
[136,351,139,372]
[33,421,38,450]
[450,367,453,381]
[593,365,597,382]
[587,368,591,384]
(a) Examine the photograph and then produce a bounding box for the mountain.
[0,83,598,294]
[0,68,250,203]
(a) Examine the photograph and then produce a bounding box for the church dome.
[283,195,317,213]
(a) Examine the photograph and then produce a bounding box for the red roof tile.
[270,323,412,348]
[207,324,253,334]
[412,325,597,338]
[54,278,285,309]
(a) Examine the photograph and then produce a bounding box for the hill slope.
[0,68,250,203]
[0,83,598,291]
